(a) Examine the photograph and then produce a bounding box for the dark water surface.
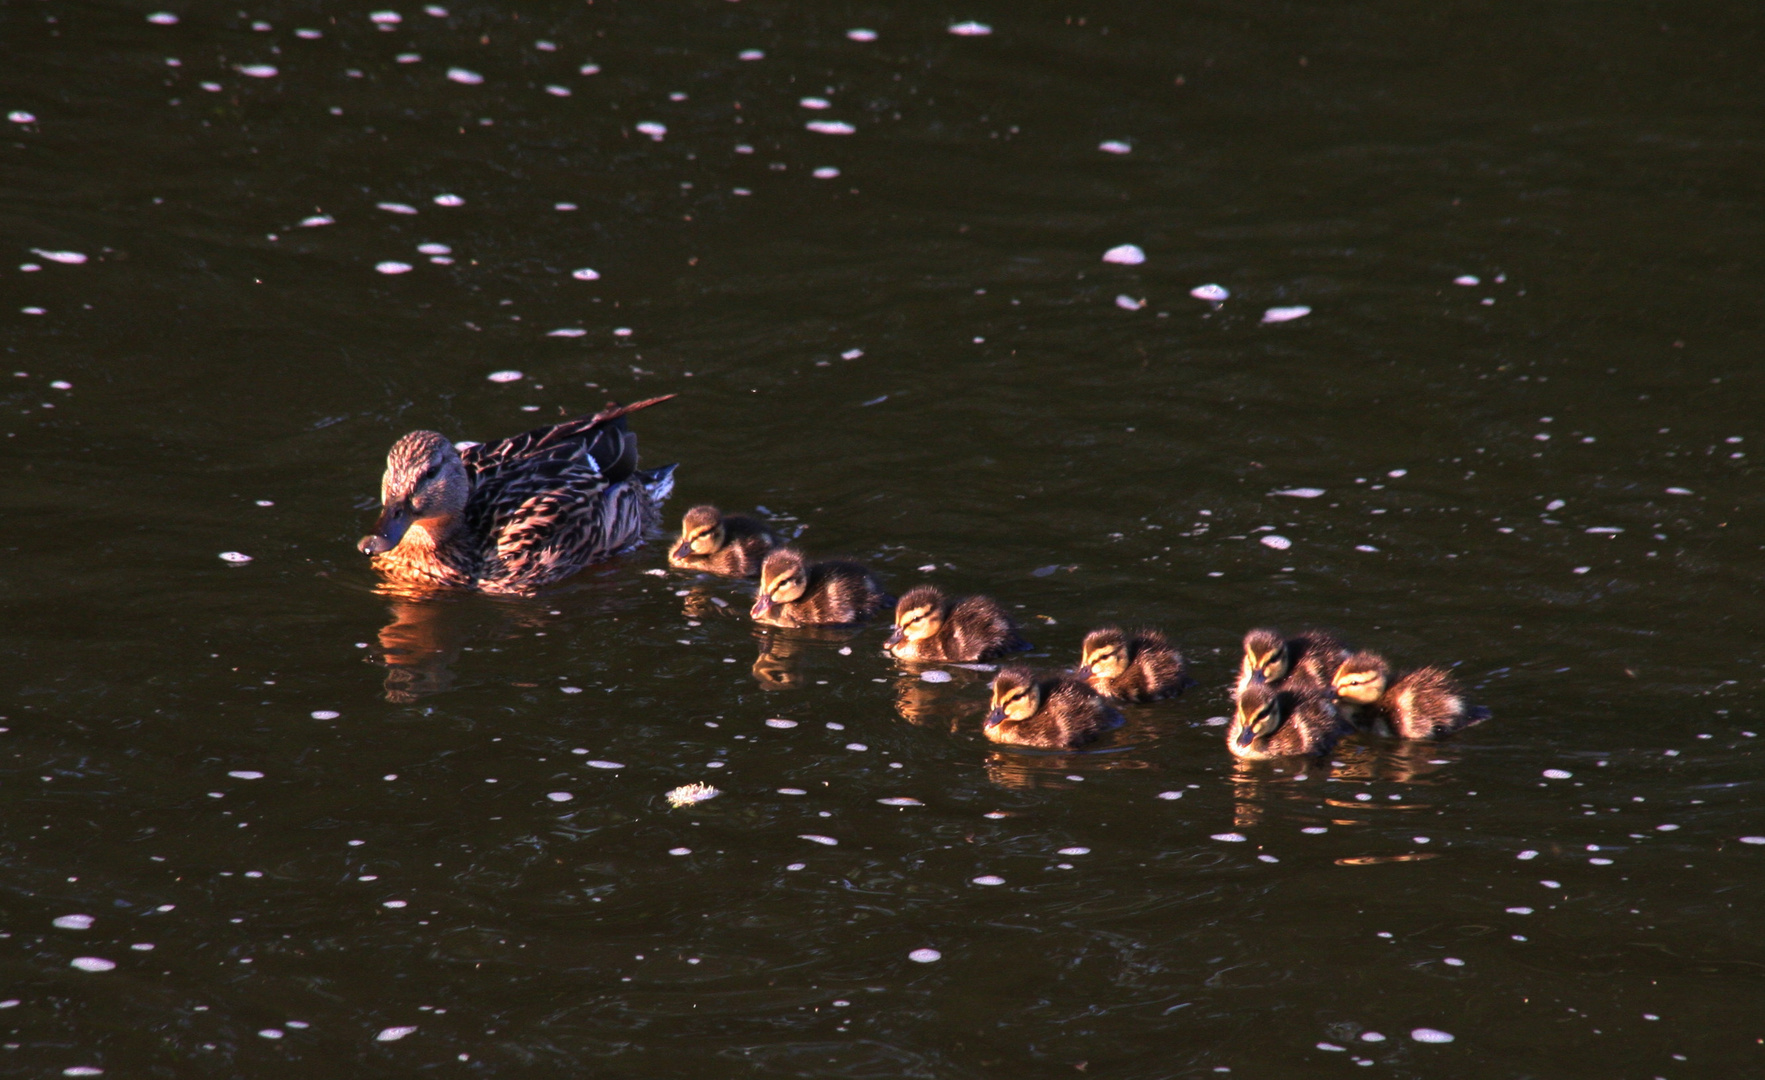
[4,1,1764,1076]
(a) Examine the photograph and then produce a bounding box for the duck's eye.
[419,462,442,484]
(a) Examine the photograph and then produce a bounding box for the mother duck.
[358,396,677,595]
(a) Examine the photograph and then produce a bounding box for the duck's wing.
[460,395,676,488]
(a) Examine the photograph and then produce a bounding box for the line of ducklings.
[670,505,1491,756]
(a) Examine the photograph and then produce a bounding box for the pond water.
[3,2,1762,1077]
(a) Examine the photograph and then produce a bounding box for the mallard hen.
[984,666,1123,749]
[1078,625,1193,703]
[884,584,1031,662]
[358,396,676,595]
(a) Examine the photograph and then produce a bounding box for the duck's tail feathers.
[637,463,678,504]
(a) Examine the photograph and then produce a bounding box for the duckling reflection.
[1331,651,1492,739]
[750,624,864,691]
[891,665,992,730]
[984,666,1123,749]
[1235,626,1351,697]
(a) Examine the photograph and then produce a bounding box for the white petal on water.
[920,670,953,683]
[63,1070,103,1078]
[765,718,798,729]
[147,12,179,24]
[1262,305,1312,323]
[636,121,667,140]
[1057,846,1090,856]
[52,381,73,389]
[396,52,421,63]
[845,743,868,752]
[296,29,322,39]
[383,900,406,908]
[1517,849,1538,860]
[1411,1027,1455,1044]
[417,243,451,255]
[806,121,856,135]
[579,63,601,75]
[813,166,841,179]
[571,268,601,281]
[1665,486,1693,495]
[377,201,418,214]
[547,328,586,338]
[1102,243,1145,265]
[800,97,832,110]
[54,915,95,929]
[1453,275,1480,286]
[585,760,624,769]
[848,28,879,41]
[1589,857,1613,865]
[375,1025,417,1042]
[972,875,1005,886]
[1302,826,1328,834]
[1317,1042,1345,1052]
[877,797,922,806]
[1115,294,1146,311]
[1355,545,1379,553]
[218,551,253,563]
[1204,715,1228,725]
[948,21,993,36]
[31,249,87,265]
[613,327,633,337]
[311,710,340,720]
[1586,526,1622,534]
[446,68,484,85]
[668,847,691,856]
[739,49,765,61]
[1211,832,1247,842]
[486,370,523,382]
[375,261,413,274]
[1740,836,1765,845]
[1542,769,1571,780]
[545,85,571,97]
[70,957,116,972]
[1655,823,1679,832]
[228,770,264,780]
[1360,1031,1386,1043]
[799,834,839,846]
[546,791,573,802]
[299,214,334,227]
[433,193,464,207]
[1506,906,1533,915]
[777,788,807,795]
[259,1029,283,1039]
[237,65,278,78]
[9,111,37,124]
[1187,285,1229,304]
[1156,790,1183,800]
[370,10,403,24]
[1273,487,1325,498]
[1260,534,1292,551]
[1098,140,1132,154]
[908,948,941,962]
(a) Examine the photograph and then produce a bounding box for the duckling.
[1078,625,1193,703]
[884,584,1031,662]
[1234,626,1351,697]
[1331,651,1491,740]
[984,666,1124,750]
[1227,680,1348,760]
[668,504,777,578]
[750,546,893,627]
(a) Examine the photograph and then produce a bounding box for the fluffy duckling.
[750,547,893,627]
[884,584,1031,662]
[1078,625,1193,703]
[984,666,1123,750]
[1228,680,1348,760]
[1235,626,1351,696]
[668,504,777,578]
[1331,651,1491,740]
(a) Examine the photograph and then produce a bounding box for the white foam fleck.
[70,957,116,972]
[908,947,941,962]
[1212,832,1247,843]
[1099,140,1132,154]
[1542,768,1571,779]
[948,21,992,36]
[1273,487,1325,498]
[433,193,464,207]
[586,760,623,769]
[1260,534,1292,551]
[1102,243,1145,265]
[370,10,402,24]
[813,166,841,179]
[396,52,421,63]
[51,380,73,389]
[486,370,523,382]
[972,875,1005,886]
[1262,305,1312,323]
[1156,791,1183,800]
[375,1025,417,1042]
[800,97,832,110]
[546,791,573,802]
[377,201,418,214]
[1590,857,1613,865]
[920,670,953,683]
[1587,526,1622,534]
[878,797,922,806]
[311,710,340,720]
[147,12,179,25]
[375,261,413,275]
[446,68,483,85]
[765,718,798,729]
[799,834,839,846]
[237,65,278,78]
[636,121,667,140]
[218,551,253,563]
[571,267,601,281]
[1453,275,1480,286]
[547,328,586,338]
[806,120,856,135]
[580,63,601,75]
[54,915,95,930]
[228,770,264,780]
[842,348,864,360]
[848,28,879,41]
[1411,1028,1454,1043]
[383,900,407,908]
[30,249,87,265]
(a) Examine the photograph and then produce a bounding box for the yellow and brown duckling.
[1235,626,1351,697]
[668,504,778,578]
[984,666,1124,749]
[1078,625,1193,703]
[884,584,1031,662]
[358,396,676,595]
[1331,651,1491,739]
[750,546,893,627]
[1228,680,1349,760]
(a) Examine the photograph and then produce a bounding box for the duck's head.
[673,505,727,560]
[1242,627,1291,683]
[886,584,948,649]
[1332,651,1391,705]
[986,665,1043,729]
[1077,625,1128,681]
[359,431,468,555]
[752,547,808,617]
[1233,681,1289,748]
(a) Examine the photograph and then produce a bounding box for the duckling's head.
[673,505,726,560]
[359,430,469,555]
[1077,626,1129,681]
[752,547,808,617]
[986,666,1044,729]
[886,584,949,648]
[1233,681,1289,748]
[1332,651,1391,705]
[1242,627,1291,683]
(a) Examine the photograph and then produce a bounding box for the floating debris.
[218,551,253,564]
[30,249,86,265]
[847,28,878,42]
[1115,294,1146,311]
[446,68,483,85]
[9,111,36,124]
[1102,243,1145,265]
[228,770,264,780]
[972,875,1005,886]
[798,834,839,846]
[777,788,807,795]
[636,121,667,140]
[1057,846,1090,856]
[299,214,334,227]
[236,64,278,78]
[377,201,418,214]
[739,49,765,61]
[920,670,953,684]
[433,193,464,207]
[1411,1028,1455,1044]
[908,947,941,962]
[1098,140,1132,154]
[486,370,523,382]
[948,21,992,36]
[585,760,623,769]
[1665,486,1693,495]
[1260,535,1292,551]
[800,97,832,110]
[1156,791,1183,800]
[1273,487,1325,498]
[547,328,586,338]
[806,121,856,135]
[765,718,798,729]
[1189,283,1229,302]
[1542,768,1571,779]
[147,12,179,24]
[53,915,94,930]
[668,846,691,856]
[813,166,841,179]
[69,957,116,972]
[546,791,573,802]
[1453,275,1479,286]
[667,782,721,808]
[877,797,922,807]
[311,710,340,720]
[569,267,603,282]
[375,1025,417,1042]
[375,261,413,275]
[1355,545,1378,553]
[1262,305,1311,323]
[1211,832,1247,842]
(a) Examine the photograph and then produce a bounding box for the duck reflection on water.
[370,588,561,703]
[750,624,866,691]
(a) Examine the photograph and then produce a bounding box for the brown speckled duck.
[984,666,1123,749]
[884,584,1031,662]
[1332,651,1491,739]
[749,546,893,627]
[668,504,777,578]
[1078,625,1193,703]
[358,397,676,595]
[1228,680,1348,760]
[1234,626,1351,697]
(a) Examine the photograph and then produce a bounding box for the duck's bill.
[883,626,905,648]
[670,541,692,560]
[358,503,411,556]
[984,708,1005,728]
[1234,726,1257,748]
[1074,665,1092,680]
[750,595,773,618]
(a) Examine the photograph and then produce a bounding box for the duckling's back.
[1387,666,1490,740]
[933,595,1030,662]
[1105,629,1191,702]
[801,561,893,624]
